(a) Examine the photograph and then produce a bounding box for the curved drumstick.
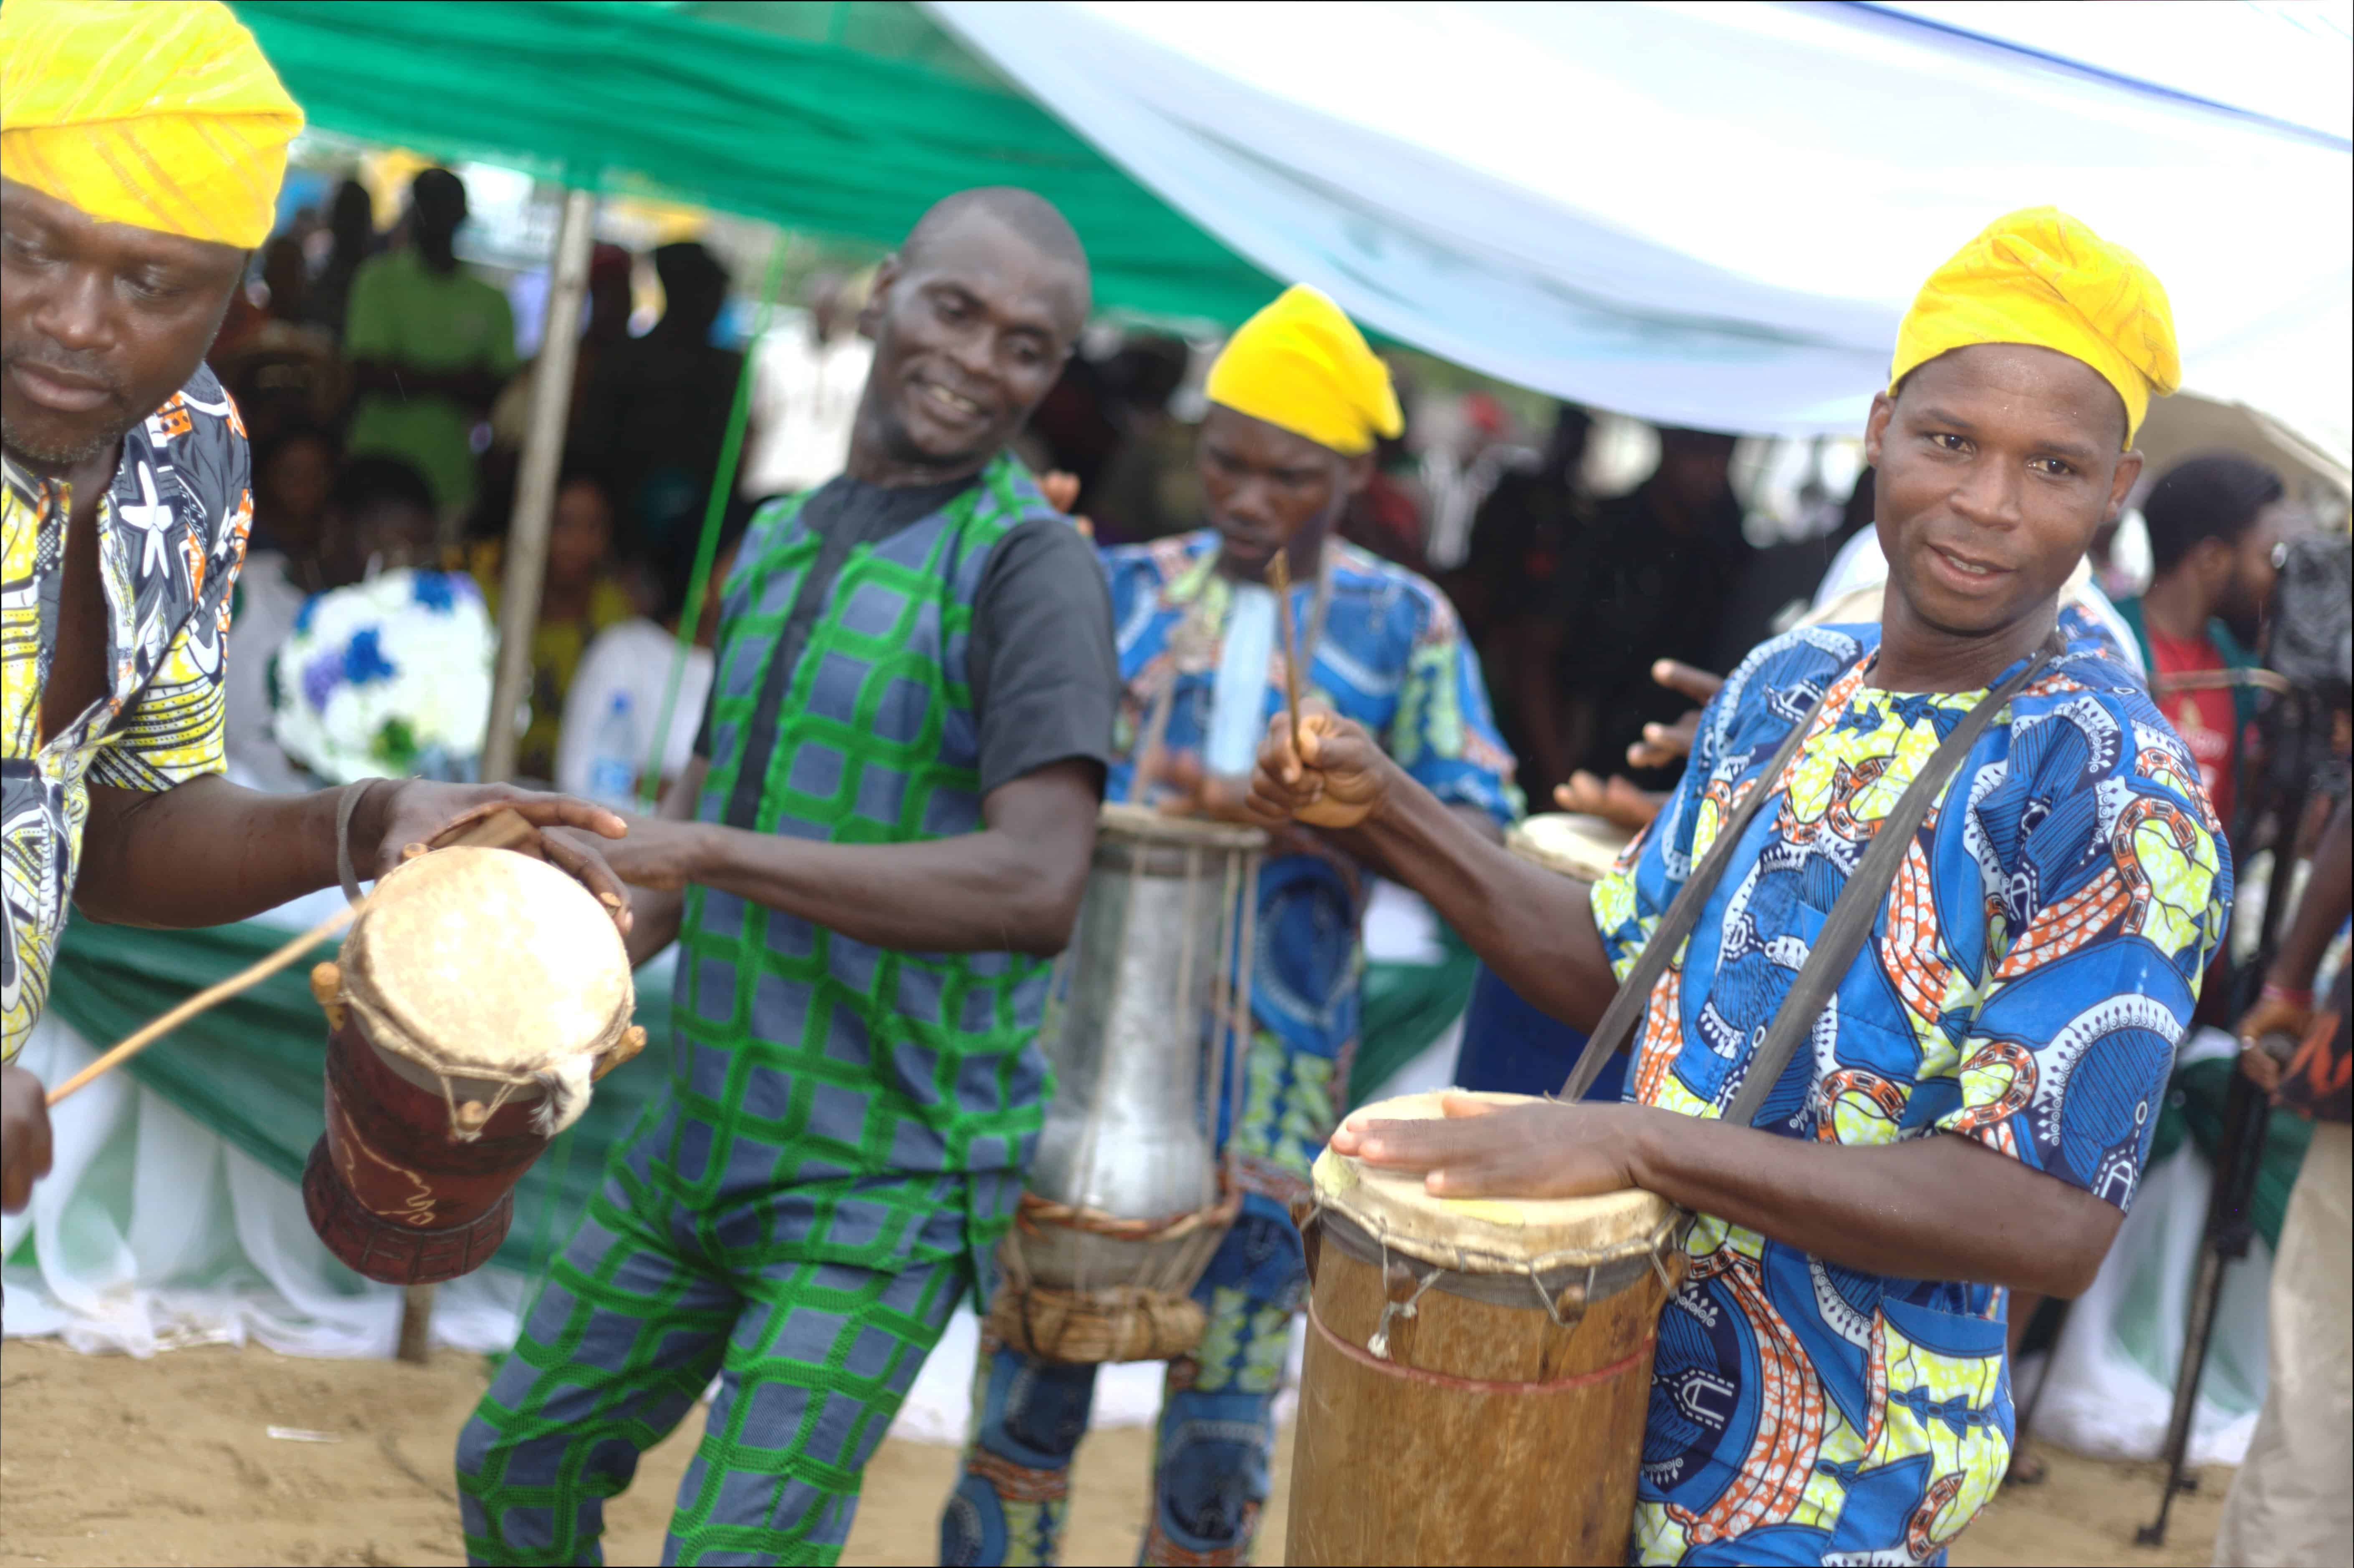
[45,902,359,1107]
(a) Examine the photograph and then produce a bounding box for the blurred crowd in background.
[217,162,2346,830]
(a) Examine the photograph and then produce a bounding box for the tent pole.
[482,184,598,787]
[408,185,594,1366]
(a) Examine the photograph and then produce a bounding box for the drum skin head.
[1313,1091,1676,1273]
[1507,813,1634,881]
[344,846,633,1079]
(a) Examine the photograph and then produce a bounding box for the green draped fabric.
[1349,922,1480,1115]
[45,918,674,1278]
[44,914,1472,1275]
[227,0,1277,326]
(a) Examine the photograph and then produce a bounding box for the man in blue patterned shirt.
[1247,211,2231,1564]
[942,286,1518,1565]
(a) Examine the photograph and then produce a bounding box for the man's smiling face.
[856,207,1085,475]
[1867,343,2139,646]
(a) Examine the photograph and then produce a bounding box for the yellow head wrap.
[1891,207,2179,449]
[0,0,303,248]
[1205,285,1404,457]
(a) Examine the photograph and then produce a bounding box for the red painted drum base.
[306,1017,553,1285]
[303,1137,516,1283]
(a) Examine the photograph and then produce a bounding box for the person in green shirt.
[343,167,516,529]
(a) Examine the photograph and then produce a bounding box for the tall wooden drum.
[1287,1091,1683,1566]
[302,846,643,1283]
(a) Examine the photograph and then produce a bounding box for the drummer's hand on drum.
[1331,1090,1649,1199]
[2,1063,54,1215]
[1245,709,1392,829]
[367,782,634,934]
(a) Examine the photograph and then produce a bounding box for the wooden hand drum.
[302,846,641,1284]
[1287,1091,1684,1566]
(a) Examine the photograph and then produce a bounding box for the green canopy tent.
[230,0,1278,324]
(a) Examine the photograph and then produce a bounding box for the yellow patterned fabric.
[1,367,253,1059]
[1204,284,1403,456]
[0,0,302,247]
[1892,207,2179,448]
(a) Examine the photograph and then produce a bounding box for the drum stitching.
[1306,1290,1659,1395]
[1313,1203,1678,1312]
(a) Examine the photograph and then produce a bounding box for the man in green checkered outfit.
[454,188,1119,1567]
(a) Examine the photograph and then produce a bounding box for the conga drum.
[988,802,1263,1363]
[1456,814,1636,1104]
[1288,1090,1682,1566]
[302,844,643,1284]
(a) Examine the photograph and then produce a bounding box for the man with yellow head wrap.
[941,285,1520,1566]
[1243,213,2231,1563]
[0,0,630,1216]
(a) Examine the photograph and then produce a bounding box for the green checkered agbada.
[457,455,1067,1566]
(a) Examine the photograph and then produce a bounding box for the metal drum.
[301,846,644,1283]
[988,802,1264,1363]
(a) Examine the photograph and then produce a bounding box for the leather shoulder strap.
[1560,667,1846,1099]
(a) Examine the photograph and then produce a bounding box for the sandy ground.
[0,1337,2228,1567]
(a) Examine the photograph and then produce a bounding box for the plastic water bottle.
[585,691,640,808]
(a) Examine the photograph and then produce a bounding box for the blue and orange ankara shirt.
[1593,621,2230,1565]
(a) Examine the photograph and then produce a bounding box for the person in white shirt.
[554,533,740,807]
[738,271,873,501]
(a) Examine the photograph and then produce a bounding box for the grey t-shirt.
[702,469,1117,829]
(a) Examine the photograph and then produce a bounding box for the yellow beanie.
[1205,285,1404,457]
[1892,207,2179,449]
[0,0,303,248]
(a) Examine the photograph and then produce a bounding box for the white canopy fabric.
[933,1,2352,466]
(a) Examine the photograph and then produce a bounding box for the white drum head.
[1508,814,1635,881]
[343,846,633,1083]
[1313,1091,1676,1274]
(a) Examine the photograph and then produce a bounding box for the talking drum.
[302,846,643,1284]
[988,802,1264,1363]
[1288,1091,1683,1567]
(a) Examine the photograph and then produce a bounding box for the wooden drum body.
[302,846,641,1284]
[1288,1092,1682,1566]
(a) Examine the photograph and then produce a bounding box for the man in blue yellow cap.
[1246,211,2231,1563]
[940,285,1520,1565]
[0,0,629,1211]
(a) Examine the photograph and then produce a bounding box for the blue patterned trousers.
[938,1194,1309,1566]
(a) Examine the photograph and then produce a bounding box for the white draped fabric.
[932,0,2352,465]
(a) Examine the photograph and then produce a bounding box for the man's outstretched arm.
[587,757,1104,959]
[1336,1095,2122,1299]
[1248,712,1620,1032]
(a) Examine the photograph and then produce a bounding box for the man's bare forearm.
[681,824,1080,956]
[75,776,350,927]
[1344,772,1618,1030]
[1629,1111,2120,1297]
